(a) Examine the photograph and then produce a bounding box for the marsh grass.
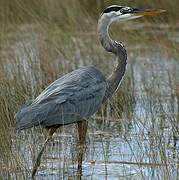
[0,0,179,179]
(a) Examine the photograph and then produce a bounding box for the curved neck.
[98,15,117,54]
[98,14,127,102]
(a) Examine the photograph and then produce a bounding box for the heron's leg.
[76,120,88,177]
[31,126,58,179]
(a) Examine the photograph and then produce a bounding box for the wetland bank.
[0,0,179,179]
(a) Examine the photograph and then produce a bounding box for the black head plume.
[103,5,124,14]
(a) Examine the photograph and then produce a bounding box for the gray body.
[16,66,106,129]
[16,5,128,130]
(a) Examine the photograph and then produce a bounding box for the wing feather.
[16,66,106,130]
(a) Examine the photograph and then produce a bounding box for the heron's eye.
[120,7,133,14]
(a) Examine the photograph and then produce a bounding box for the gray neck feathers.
[98,15,116,53]
[98,14,127,102]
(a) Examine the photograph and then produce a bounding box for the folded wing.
[16,66,106,130]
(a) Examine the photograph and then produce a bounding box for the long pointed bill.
[132,9,166,17]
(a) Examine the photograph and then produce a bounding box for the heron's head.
[102,5,166,22]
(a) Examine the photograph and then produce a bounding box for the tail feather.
[15,100,34,130]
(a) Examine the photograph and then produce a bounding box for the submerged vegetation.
[0,0,179,179]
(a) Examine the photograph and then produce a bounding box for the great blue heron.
[16,5,165,178]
